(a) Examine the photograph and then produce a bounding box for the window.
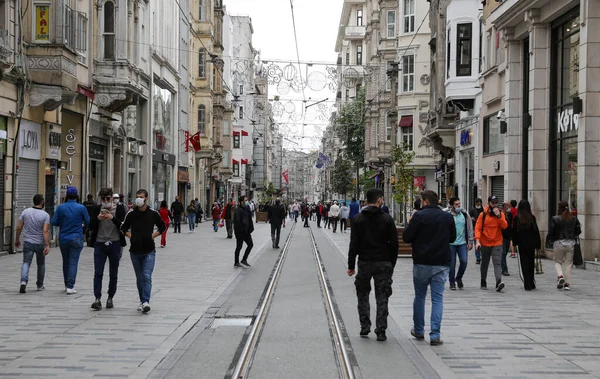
[402,55,414,92]
[198,105,206,136]
[233,162,240,177]
[233,134,240,148]
[345,88,350,99]
[403,0,415,33]
[400,126,414,151]
[386,116,393,141]
[375,121,380,148]
[199,0,207,21]
[198,49,206,78]
[64,5,76,50]
[483,114,504,154]
[357,9,363,26]
[478,19,483,73]
[456,23,473,77]
[239,84,243,95]
[356,45,362,65]
[222,151,229,168]
[239,106,244,119]
[386,61,393,91]
[76,11,88,63]
[103,1,115,59]
[223,120,229,135]
[345,51,350,65]
[447,27,451,78]
[485,33,492,70]
[387,10,396,38]
[495,31,504,65]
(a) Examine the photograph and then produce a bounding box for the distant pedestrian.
[187,200,197,233]
[447,197,473,290]
[303,204,310,227]
[158,201,172,248]
[249,201,256,220]
[511,200,541,291]
[469,198,484,264]
[222,198,234,239]
[475,195,508,292]
[501,202,513,276]
[16,194,50,293]
[403,190,456,346]
[268,198,286,249]
[330,201,340,232]
[170,196,184,233]
[339,202,349,233]
[212,202,221,232]
[292,201,300,222]
[410,198,421,221]
[121,189,166,313]
[381,203,390,214]
[316,202,324,228]
[88,188,127,310]
[83,194,96,246]
[323,203,330,228]
[349,197,360,220]
[194,198,202,225]
[51,186,90,294]
[547,200,581,291]
[348,189,398,342]
[234,196,254,268]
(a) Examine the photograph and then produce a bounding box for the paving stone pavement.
[0,220,272,379]
[320,223,600,379]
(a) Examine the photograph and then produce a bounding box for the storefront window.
[153,84,173,153]
[551,10,580,213]
[483,114,504,154]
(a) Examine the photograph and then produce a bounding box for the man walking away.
[83,194,96,246]
[340,202,350,233]
[316,202,324,228]
[52,186,90,294]
[292,201,300,222]
[234,196,254,268]
[501,202,513,276]
[195,198,202,225]
[170,196,184,233]
[403,190,456,346]
[349,197,360,221]
[348,189,398,342]
[223,198,234,238]
[268,198,286,248]
[212,202,221,232]
[475,195,508,292]
[121,189,166,313]
[469,198,484,264]
[16,194,50,293]
[303,204,310,227]
[330,201,340,232]
[447,197,473,290]
[323,203,330,229]
[89,188,127,310]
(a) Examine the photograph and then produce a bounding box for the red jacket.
[159,208,171,227]
[212,206,221,220]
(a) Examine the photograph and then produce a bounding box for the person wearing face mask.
[447,197,473,290]
[88,188,127,310]
[112,194,128,220]
[474,196,508,292]
[121,189,166,313]
[469,198,484,264]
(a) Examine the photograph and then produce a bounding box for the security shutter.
[16,159,39,221]
[491,176,504,204]
[0,160,4,248]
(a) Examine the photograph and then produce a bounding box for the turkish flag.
[189,132,201,152]
[282,169,289,184]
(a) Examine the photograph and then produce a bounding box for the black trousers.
[303,216,309,227]
[317,215,322,227]
[270,224,282,247]
[340,218,347,231]
[519,248,536,290]
[173,215,182,233]
[331,217,339,232]
[226,219,233,238]
[355,261,393,332]
[234,233,253,264]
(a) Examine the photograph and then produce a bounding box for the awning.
[399,115,413,128]
[241,158,248,165]
[232,131,240,136]
[232,159,239,165]
[241,130,249,136]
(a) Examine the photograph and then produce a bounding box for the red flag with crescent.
[282,169,289,184]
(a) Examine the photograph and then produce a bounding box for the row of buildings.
[0,0,276,251]
[330,0,600,257]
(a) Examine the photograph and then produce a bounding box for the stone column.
[526,9,551,234]
[503,28,523,203]
[577,0,600,259]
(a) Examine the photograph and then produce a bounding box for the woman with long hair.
[547,200,581,291]
[186,200,197,233]
[158,200,172,248]
[511,200,541,290]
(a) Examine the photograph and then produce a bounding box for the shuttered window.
[490,176,504,204]
[16,159,39,221]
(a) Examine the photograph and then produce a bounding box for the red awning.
[233,131,240,136]
[399,115,413,128]
[241,130,249,136]
[232,159,239,164]
[241,158,248,165]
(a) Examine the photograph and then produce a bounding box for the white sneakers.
[137,302,151,313]
[137,303,143,311]
[66,288,77,295]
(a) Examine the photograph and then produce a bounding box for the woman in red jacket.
[158,200,172,248]
[212,202,221,232]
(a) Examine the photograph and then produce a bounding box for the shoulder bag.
[573,237,583,266]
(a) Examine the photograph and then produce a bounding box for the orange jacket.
[474,207,508,246]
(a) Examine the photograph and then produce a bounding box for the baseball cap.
[113,194,120,198]
[488,195,498,204]
[66,186,78,197]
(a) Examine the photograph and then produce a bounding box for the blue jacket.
[51,200,90,244]
[402,205,456,266]
[349,201,360,219]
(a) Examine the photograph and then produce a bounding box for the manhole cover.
[210,317,252,328]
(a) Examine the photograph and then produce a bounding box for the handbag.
[573,238,583,266]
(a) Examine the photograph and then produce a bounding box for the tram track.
[228,222,358,379]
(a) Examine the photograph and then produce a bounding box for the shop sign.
[19,120,42,160]
[178,170,189,182]
[460,129,471,146]
[414,176,426,190]
[558,107,578,133]
[46,123,61,160]
[35,5,50,41]
[89,143,105,160]
[65,128,77,184]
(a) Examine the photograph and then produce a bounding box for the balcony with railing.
[344,25,366,40]
[0,28,13,65]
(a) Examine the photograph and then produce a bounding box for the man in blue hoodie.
[52,186,90,294]
[349,198,360,220]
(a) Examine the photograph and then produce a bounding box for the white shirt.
[329,204,340,217]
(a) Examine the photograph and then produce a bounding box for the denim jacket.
[51,200,90,244]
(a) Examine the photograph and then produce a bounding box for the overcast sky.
[224,0,343,151]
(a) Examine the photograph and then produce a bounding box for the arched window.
[103,1,115,59]
[198,105,206,136]
[198,49,206,78]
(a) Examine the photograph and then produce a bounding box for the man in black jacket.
[347,188,398,342]
[403,190,456,346]
[121,189,166,313]
[469,198,484,264]
[170,196,184,233]
[233,195,254,268]
[223,198,234,239]
[267,198,286,249]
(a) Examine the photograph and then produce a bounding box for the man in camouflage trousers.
[348,188,398,342]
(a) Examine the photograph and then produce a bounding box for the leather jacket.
[548,216,581,242]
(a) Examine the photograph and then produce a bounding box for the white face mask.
[102,202,112,209]
[454,206,462,213]
[135,197,146,207]
[113,199,119,205]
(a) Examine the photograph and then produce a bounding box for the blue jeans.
[21,242,46,287]
[213,219,219,232]
[94,242,122,299]
[413,264,449,340]
[59,236,84,289]
[130,251,156,303]
[449,244,468,285]
[501,238,510,272]
[188,213,196,231]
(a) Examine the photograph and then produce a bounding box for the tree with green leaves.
[391,143,416,224]
[332,157,353,199]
